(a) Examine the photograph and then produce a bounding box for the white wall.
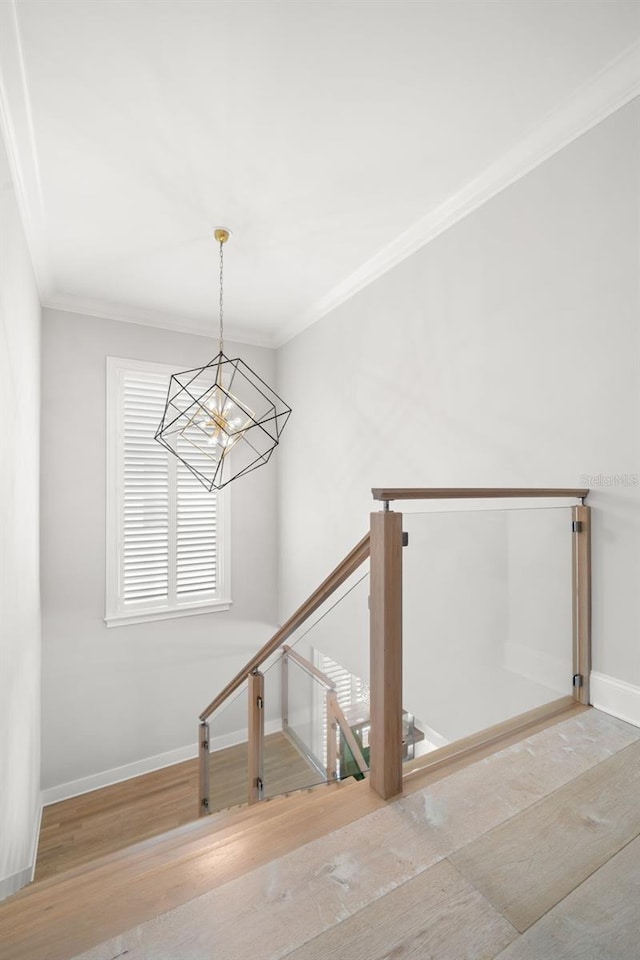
[0,133,42,897]
[277,101,640,721]
[40,309,279,793]
[505,508,573,694]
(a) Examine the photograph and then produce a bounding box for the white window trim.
[105,356,231,627]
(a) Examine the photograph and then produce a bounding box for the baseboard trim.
[30,801,43,882]
[42,744,199,806]
[0,802,42,901]
[0,865,33,902]
[42,720,283,806]
[590,671,640,727]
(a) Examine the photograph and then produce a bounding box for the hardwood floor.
[449,741,640,933]
[36,732,320,881]
[1,707,637,960]
[210,729,326,811]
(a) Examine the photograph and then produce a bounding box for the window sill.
[104,600,232,628]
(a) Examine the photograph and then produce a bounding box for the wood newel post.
[248,669,265,804]
[572,504,591,705]
[369,509,403,800]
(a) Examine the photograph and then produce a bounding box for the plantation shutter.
[176,442,217,597]
[116,364,220,615]
[320,654,368,712]
[122,370,170,604]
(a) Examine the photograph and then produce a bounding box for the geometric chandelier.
[155,228,292,491]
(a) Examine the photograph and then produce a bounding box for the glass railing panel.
[503,506,574,694]
[207,680,249,813]
[285,564,371,687]
[261,564,371,799]
[261,653,328,799]
[402,505,573,748]
[283,654,328,779]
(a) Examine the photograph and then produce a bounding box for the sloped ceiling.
[1,0,638,346]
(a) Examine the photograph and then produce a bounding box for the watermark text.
[580,473,638,487]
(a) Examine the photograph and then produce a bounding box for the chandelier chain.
[218,238,224,353]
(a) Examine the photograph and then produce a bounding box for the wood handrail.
[199,533,370,721]
[372,487,589,502]
[282,645,335,690]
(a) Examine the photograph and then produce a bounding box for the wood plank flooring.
[36,732,320,881]
[2,707,637,960]
[449,739,640,932]
[283,858,519,960]
[494,836,640,960]
[77,709,639,960]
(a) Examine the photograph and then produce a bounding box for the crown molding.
[276,41,640,347]
[43,293,276,349]
[0,0,53,299]
[3,0,638,351]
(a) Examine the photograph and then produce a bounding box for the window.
[106,357,230,626]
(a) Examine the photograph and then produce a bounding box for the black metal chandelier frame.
[154,228,292,491]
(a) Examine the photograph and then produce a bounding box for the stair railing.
[367,486,590,799]
[199,486,591,815]
[198,532,370,815]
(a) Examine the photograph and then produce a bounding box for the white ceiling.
[1,0,638,346]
